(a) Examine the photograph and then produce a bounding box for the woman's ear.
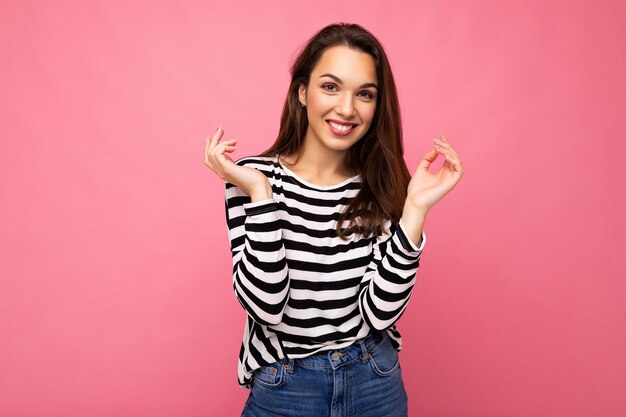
[298,83,307,106]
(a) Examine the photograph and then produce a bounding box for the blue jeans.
[240,330,408,417]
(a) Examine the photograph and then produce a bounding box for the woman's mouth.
[326,120,357,136]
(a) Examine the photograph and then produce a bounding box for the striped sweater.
[224,154,426,389]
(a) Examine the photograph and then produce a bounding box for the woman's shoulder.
[235,154,278,166]
[234,154,279,171]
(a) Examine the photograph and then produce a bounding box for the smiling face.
[298,44,378,159]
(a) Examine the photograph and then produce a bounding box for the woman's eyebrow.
[319,73,378,90]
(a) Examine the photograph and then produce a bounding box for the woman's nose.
[336,94,356,117]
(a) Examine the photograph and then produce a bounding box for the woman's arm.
[399,203,427,246]
[225,178,290,326]
[358,219,426,331]
[359,135,463,330]
[204,128,291,325]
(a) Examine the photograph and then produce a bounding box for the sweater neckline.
[276,155,360,191]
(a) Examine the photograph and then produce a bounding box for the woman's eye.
[322,84,374,99]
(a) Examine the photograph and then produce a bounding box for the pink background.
[1,1,625,416]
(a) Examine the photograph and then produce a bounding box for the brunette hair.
[259,22,411,239]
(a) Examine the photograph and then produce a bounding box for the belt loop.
[359,337,369,363]
[285,358,294,373]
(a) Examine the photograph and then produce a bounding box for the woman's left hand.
[405,135,464,214]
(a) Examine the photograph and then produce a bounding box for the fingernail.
[216,126,222,132]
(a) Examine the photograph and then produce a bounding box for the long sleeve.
[358,218,426,331]
[224,182,290,326]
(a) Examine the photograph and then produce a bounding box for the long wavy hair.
[259,23,411,240]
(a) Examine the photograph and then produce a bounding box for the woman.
[204,22,463,417]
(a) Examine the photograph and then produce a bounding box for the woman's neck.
[280,137,355,183]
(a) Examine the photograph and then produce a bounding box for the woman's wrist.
[249,183,273,202]
[402,200,429,219]
[400,203,428,247]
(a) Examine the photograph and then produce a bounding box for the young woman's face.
[299,45,378,156]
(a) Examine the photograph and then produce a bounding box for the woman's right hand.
[204,127,273,201]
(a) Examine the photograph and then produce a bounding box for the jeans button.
[331,352,345,361]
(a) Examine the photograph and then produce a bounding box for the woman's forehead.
[311,45,377,84]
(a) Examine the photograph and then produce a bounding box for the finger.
[216,139,238,154]
[417,148,440,172]
[209,127,224,151]
[440,135,461,159]
[436,143,459,160]
[204,136,215,168]
[435,145,454,161]
[438,148,463,173]
[210,139,237,174]
[205,133,213,150]
[447,156,463,174]
[217,138,238,147]
[205,133,233,166]
[434,136,454,150]
[207,137,236,164]
[436,146,454,165]
[434,138,460,160]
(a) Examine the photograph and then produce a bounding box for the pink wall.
[1,1,624,416]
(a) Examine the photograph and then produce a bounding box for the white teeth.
[329,121,354,132]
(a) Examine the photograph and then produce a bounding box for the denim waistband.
[282,330,386,371]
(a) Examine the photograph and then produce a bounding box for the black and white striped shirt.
[224,155,426,389]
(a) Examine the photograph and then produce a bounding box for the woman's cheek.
[360,104,376,125]
[313,94,334,109]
